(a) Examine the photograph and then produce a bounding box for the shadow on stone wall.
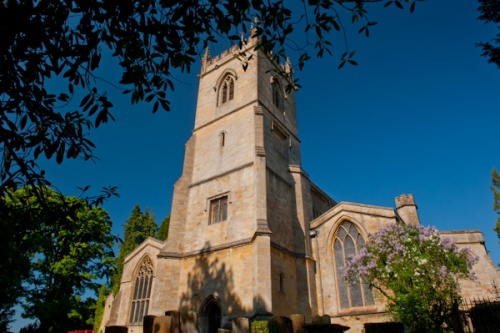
[179,242,264,328]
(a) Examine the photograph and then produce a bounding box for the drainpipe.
[310,229,325,315]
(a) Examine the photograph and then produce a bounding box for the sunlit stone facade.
[101,39,500,333]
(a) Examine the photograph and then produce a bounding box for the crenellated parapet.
[395,194,416,209]
[200,36,259,76]
[202,44,241,69]
[395,194,420,225]
[200,35,293,84]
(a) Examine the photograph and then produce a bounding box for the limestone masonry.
[101,38,500,333]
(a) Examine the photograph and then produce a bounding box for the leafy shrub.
[251,320,269,333]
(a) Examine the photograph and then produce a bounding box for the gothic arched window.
[271,78,283,109]
[333,221,375,309]
[129,257,154,323]
[219,75,235,105]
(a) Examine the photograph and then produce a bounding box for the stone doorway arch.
[199,296,221,333]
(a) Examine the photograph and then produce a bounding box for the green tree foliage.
[0,0,422,194]
[0,198,31,329]
[345,223,478,333]
[157,215,170,241]
[492,168,500,240]
[1,187,115,333]
[477,0,500,69]
[110,204,157,294]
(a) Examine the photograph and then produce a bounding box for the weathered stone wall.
[270,247,300,317]
[154,257,182,319]
[99,293,115,333]
[165,135,196,254]
[441,230,500,299]
[256,52,298,140]
[176,243,256,321]
[310,202,397,317]
[112,238,166,329]
[395,194,420,225]
[195,43,259,129]
[182,164,256,250]
[270,247,317,320]
[164,236,272,328]
[265,167,298,250]
[310,184,336,220]
[190,107,256,186]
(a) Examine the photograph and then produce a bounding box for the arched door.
[200,297,221,333]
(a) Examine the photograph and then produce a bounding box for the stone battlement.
[205,44,241,67]
[395,194,416,208]
[201,35,260,75]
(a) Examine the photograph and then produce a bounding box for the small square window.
[209,196,228,224]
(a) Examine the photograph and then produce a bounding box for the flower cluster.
[345,223,478,333]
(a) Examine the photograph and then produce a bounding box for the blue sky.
[12,0,500,330]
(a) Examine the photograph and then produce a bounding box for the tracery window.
[129,257,154,323]
[209,196,228,224]
[220,76,235,104]
[333,221,375,309]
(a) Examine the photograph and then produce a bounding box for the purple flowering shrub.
[345,223,478,333]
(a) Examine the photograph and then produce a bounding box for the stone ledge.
[193,99,259,133]
[310,202,396,229]
[189,162,254,188]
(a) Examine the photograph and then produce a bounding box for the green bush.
[268,318,281,333]
[251,321,269,333]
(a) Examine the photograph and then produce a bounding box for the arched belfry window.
[271,77,283,109]
[219,75,235,105]
[333,221,375,309]
[129,257,154,323]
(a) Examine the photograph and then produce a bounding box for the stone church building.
[101,38,500,333]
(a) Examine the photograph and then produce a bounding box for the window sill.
[335,306,380,317]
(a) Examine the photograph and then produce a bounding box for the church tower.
[103,35,500,333]
[153,37,333,329]
[106,37,335,333]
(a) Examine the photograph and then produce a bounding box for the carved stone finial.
[284,57,294,83]
[201,47,211,74]
[203,47,211,61]
[285,57,293,74]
